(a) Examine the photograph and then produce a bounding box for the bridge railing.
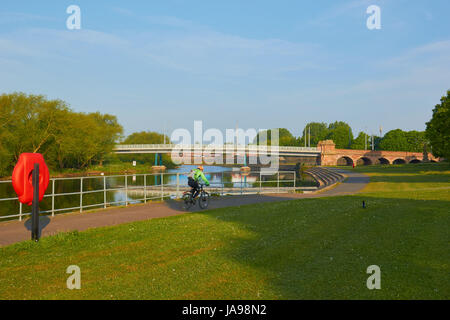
[114,144,320,153]
[0,170,308,222]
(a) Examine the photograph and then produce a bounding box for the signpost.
[31,163,40,241]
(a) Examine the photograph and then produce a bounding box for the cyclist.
[187,166,210,199]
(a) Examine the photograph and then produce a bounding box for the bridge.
[114,144,320,157]
[114,141,441,166]
[318,140,440,165]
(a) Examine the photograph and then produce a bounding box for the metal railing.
[0,170,302,222]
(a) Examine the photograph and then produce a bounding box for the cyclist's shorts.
[188,177,199,189]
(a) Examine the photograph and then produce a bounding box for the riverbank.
[0,161,177,180]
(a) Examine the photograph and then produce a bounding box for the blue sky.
[1,0,449,137]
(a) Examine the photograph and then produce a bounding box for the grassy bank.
[0,163,448,299]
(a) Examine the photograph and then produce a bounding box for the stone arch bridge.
[318,140,440,166]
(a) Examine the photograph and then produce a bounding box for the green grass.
[0,163,449,299]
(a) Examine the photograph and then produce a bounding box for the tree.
[326,121,353,149]
[300,122,329,147]
[122,131,170,145]
[351,132,368,150]
[379,129,409,151]
[351,133,382,150]
[405,130,427,153]
[118,131,174,167]
[254,128,297,146]
[426,90,450,159]
[0,92,124,174]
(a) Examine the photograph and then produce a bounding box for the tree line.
[115,131,175,168]
[0,93,122,176]
[256,122,430,153]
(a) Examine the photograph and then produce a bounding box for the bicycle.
[182,183,210,210]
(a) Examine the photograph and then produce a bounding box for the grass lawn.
[0,163,449,299]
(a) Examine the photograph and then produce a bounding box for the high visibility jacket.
[193,169,209,185]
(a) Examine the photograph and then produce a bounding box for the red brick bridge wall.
[317,140,440,166]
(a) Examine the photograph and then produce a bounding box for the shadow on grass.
[24,215,51,238]
[363,174,450,184]
[352,162,449,175]
[199,194,449,299]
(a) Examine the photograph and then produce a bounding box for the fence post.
[161,172,164,201]
[144,174,147,203]
[176,173,179,199]
[19,202,22,222]
[221,171,224,196]
[259,172,262,194]
[277,172,280,193]
[293,171,296,190]
[80,177,83,213]
[241,174,243,195]
[103,176,107,209]
[125,175,128,206]
[52,179,55,217]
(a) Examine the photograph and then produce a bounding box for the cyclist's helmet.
[197,166,204,171]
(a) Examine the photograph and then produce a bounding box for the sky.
[1,0,449,139]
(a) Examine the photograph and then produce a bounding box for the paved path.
[0,169,369,247]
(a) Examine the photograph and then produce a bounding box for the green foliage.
[351,133,381,150]
[254,128,297,146]
[426,90,450,159]
[299,122,329,147]
[123,131,170,145]
[351,132,367,150]
[326,121,353,149]
[379,129,408,151]
[0,93,123,175]
[379,129,426,152]
[118,131,174,167]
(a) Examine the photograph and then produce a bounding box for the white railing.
[0,170,306,222]
[114,144,320,153]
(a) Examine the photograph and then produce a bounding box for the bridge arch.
[378,157,390,165]
[409,159,421,164]
[393,158,406,165]
[337,156,354,166]
[357,157,372,166]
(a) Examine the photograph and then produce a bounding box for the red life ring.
[12,153,50,206]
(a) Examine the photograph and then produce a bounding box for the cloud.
[0,18,325,81]
[133,29,322,77]
[145,16,196,29]
[379,40,450,69]
[110,7,134,17]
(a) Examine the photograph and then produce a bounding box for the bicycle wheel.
[198,191,210,209]
[182,192,194,210]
